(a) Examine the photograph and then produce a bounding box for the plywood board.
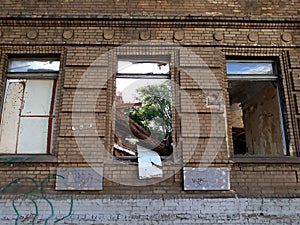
[0,81,24,153]
[22,80,53,116]
[17,117,48,154]
[244,83,284,155]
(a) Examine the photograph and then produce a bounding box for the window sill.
[0,155,57,163]
[229,156,300,164]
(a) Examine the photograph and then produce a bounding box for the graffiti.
[0,157,34,163]
[191,178,207,186]
[1,175,73,225]
[56,167,103,190]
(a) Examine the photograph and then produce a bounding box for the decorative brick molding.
[26,30,38,40]
[213,31,223,41]
[139,31,151,41]
[63,30,74,40]
[248,32,258,42]
[173,30,184,41]
[103,30,114,40]
[281,32,292,42]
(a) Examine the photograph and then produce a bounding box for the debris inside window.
[227,60,287,156]
[137,145,162,179]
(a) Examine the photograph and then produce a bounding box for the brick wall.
[1,195,300,224]
[0,15,298,193]
[0,1,299,223]
[0,0,299,17]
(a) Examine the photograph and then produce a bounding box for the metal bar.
[227,75,278,81]
[8,73,58,79]
[116,73,170,79]
[226,59,275,63]
[19,115,55,118]
[47,79,57,154]
[277,85,288,155]
[115,156,138,160]
[117,55,171,62]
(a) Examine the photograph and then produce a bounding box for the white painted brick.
[1,197,300,224]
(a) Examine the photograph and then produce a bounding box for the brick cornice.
[0,14,299,29]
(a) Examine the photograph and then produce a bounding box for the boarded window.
[226,60,287,156]
[0,58,59,154]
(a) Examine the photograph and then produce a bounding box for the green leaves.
[126,80,172,140]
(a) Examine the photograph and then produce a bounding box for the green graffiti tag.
[0,157,34,163]
[1,175,73,225]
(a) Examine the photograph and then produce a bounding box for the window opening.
[114,57,172,179]
[0,58,59,154]
[227,60,287,156]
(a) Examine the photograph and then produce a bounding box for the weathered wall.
[0,17,299,194]
[0,0,299,17]
[1,195,300,224]
[0,0,299,224]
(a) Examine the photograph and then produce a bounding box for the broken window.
[227,60,288,156]
[114,56,172,179]
[0,58,59,154]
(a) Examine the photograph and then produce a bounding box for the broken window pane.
[8,59,60,72]
[0,58,59,154]
[118,60,170,74]
[114,58,173,170]
[227,60,287,156]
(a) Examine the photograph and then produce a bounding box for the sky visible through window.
[118,61,169,74]
[117,61,170,100]
[115,60,172,178]
[226,62,273,75]
[117,78,166,103]
[8,60,60,72]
